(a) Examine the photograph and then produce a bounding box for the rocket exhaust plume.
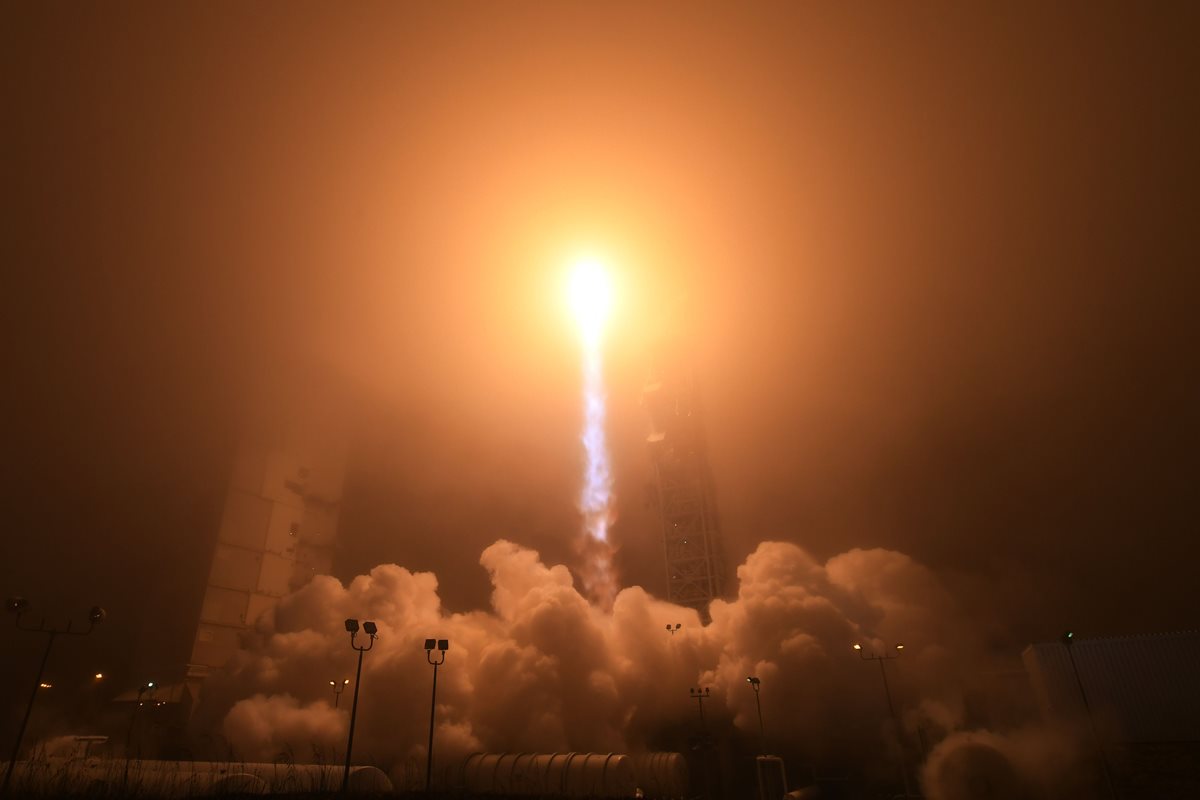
[567,257,617,606]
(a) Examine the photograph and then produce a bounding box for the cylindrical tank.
[4,759,391,796]
[628,752,689,799]
[461,752,636,797]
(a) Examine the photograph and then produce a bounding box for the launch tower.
[643,358,726,622]
[186,383,346,692]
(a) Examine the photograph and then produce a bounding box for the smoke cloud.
[198,538,1063,786]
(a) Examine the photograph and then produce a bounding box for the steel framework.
[644,363,726,622]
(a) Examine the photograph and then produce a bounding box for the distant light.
[329,680,336,687]
[39,683,52,689]
[853,643,862,650]
[895,643,904,650]
[94,673,104,680]
[343,679,349,685]
[147,682,155,688]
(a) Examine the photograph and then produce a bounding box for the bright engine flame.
[567,256,616,606]
[567,257,613,345]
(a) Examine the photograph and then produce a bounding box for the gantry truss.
[644,363,726,623]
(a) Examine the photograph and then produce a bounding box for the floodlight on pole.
[689,687,711,726]
[3,598,104,795]
[123,680,157,784]
[854,642,913,797]
[425,637,449,792]
[341,619,377,792]
[330,678,350,708]
[666,623,682,635]
[746,676,767,754]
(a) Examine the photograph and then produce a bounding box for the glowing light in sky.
[567,256,616,604]
[568,256,613,349]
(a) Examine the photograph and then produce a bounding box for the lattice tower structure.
[644,365,726,623]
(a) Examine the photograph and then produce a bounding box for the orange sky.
[3,2,1197,690]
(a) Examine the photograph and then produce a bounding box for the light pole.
[746,676,766,754]
[689,687,711,726]
[329,679,349,708]
[424,638,449,793]
[123,681,156,786]
[342,619,377,792]
[1062,631,1117,799]
[666,623,682,635]
[3,597,105,795]
[854,642,912,798]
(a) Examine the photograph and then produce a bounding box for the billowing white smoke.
[198,540,1035,779]
[919,727,1089,800]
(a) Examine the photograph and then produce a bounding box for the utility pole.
[3,598,105,796]
[854,642,912,798]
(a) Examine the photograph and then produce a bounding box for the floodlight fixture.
[1061,630,1074,645]
[666,623,681,635]
[747,676,761,687]
[6,596,29,614]
[423,636,450,791]
[854,640,911,795]
[342,614,377,791]
[330,677,350,707]
[38,683,52,689]
[689,687,711,726]
[89,606,106,624]
[94,673,104,680]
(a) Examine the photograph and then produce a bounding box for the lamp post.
[689,687,711,726]
[666,623,682,635]
[341,619,377,792]
[746,676,766,754]
[854,642,912,798]
[329,679,349,708]
[424,638,449,793]
[123,682,156,786]
[1061,631,1117,799]
[3,597,105,795]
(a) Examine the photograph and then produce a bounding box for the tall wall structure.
[186,400,346,689]
[643,359,726,623]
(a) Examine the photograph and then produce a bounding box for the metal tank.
[5,759,390,796]
[461,753,636,797]
[628,752,689,799]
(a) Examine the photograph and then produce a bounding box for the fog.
[2,3,1197,789]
